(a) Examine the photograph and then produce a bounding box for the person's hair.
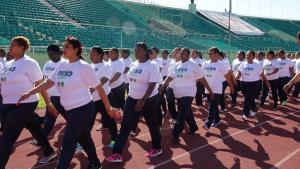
[296,51,300,56]
[239,51,246,57]
[47,44,61,54]
[267,50,275,58]
[174,47,181,51]
[151,47,160,54]
[208,47,220,54]
[0,48,6,57]
[181,48,190,56]
[219,51,224,57]
[258,51,264,56]
[278,50,285,55]
[64,36,84,60]
[297,32,300,39]
[162,49,169,55]
[104,50,109,56]
[110,47,119,56]
[248,50,256,57]
[199,51,203,58]
[135,42,150,60]
[91,46,104,59]
[121,48,130,56]
[12,36,30,51]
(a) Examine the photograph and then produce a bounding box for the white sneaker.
[242,115,248,121]
[169,119,176,124]
[39,152,57,164]
[250,111,257,117]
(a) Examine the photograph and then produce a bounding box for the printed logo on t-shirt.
[128,68,143,82]
[0,67,16,82]
[264,64,273,72]
[204,67,216,78]
[243,67,254,76]
[278,62,286,69]
[56,70,73,88]
[94,68,98,72]
[175,68,187,78]
[45,67,55,72]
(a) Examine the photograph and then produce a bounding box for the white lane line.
[148,110,300,169]
[269,148,300,169]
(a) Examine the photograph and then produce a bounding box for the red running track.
[3,97,300,169]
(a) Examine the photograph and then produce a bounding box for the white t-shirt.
[190,57,205,67]
[0,55,42,104]
[0,62,3,74]
[160,58,171,77]
[50,60,100,110]
[295,59,300,74]
[254,59,265,66]
[278,58,294,78]
[237,62,263,82]
[0,57,6,67]
[127,60,159,99]
[292,59,297,65]
[167,60,180,89]
[232,59,244,76]
[110,59,125,89]
[220,60,231,82]
[263,59,280,80]
[170,60,204,98]
[202,60,229,94]
[42,59,66,97]
[152,57,163,84]
[91,62,112,101]
[120,57,133,84]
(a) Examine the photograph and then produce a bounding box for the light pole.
[228,0,232,50]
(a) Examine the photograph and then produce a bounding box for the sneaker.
[242,115,248,121]
[39,152,57,164]
[106,154,123,163]
[87,162,102,169]
[188,127,199,135]
[96,124,108,131]
[108,141,115,148]
[220,109,226,113]
[146,148,162,157]
[169,119,176,124]
[250,111,257,117]
[29,139,41,148]
[172,137,180,144]
[211,121,221,127]
[202,123,210,131]
[273,105,278,111]
[282,101,287,106]
[75,143,84,155]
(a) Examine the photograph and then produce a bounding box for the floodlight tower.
[225,0,232,50]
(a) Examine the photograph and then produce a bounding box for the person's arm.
[198,77,214,99]
[266,68,279,76]
[134,82,157,111]
[225,72,235,93]
[235,71,242,81]
[100,77,109,86]
[124,67,130,74]
[284,72,300,92]
[161,76,173,89]
[289,66,294,77]
[260,73,271,89]
[109,72,122,85]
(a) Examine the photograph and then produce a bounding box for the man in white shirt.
[231,51,245,107]
[109,48,126,110]
[277,50,294,105]
[254,51,265,99]
[120,49,133,94]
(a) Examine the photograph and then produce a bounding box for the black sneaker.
[87,162,102,169]
[172,137,180,144]
[188,127,199,135]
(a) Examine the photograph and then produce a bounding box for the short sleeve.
[0,62,3,73]
[113,61,125,74]
[257,64,263,75]
[220,62,229,76]
[193,63,204,79]
[27,61,43,82]
[149,63,160,83]
[288,60,294,67]
[102,64,112,80]
[80,64,100,88]
[274,60,280,69]
[237,63,244,72]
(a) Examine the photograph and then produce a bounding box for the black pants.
[113,95,161,154]
[195,81,205,106]
[166,87,178,120]
[205,94,221,128]
[0,102,54,169]
[220,81,228,110]
[231,80,241,105]
[172,97,198,138]
[0,95,2,129]
[125,83,129,95]
[159,77,168,113]
[261,79,279,107]
[56,101,100,169]
[278,77,291,103]
[111,83,126,110]
[292,82,300,98]
[94,93,117,141]
[256,80,263,99]
[43,96,66,137]
[241,81,259,117]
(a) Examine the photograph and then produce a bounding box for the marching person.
[0,36,57,169]
[235,51,270,121]
[231,51,245,107]
[107,42,162,162]
[202,47,234,130]
[161,48,213,144]
[18,36,119,169]
[120,49,133,94]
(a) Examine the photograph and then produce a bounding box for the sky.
[126,0,300,20]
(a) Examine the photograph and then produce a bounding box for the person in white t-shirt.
[109,48,126,110]
[235,51,270,121]
[291,52,300,98]
[0,48,6,67]
[165,48,181,123]
[0,36,57,168]
[107,42,162,163]
[18,36,119,169]
[231,51,245,107]
[277,50,294,105]
[190,49,206,107]
[201,47,234,130]
[254,51,265,99]
[120,49,133,94]
[160,49,171,114]
[161,48,213,144]
[261,50,280,110]
[90,46,118,148]
[150,47,166,127]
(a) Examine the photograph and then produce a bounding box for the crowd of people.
[0,32,299,169]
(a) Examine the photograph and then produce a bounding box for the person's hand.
[230,86,235,94]
[17,93,31,105]
[134,99,145,112]
[107,107,122,121]
[284,83,293,93]
[47,103,59,117]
